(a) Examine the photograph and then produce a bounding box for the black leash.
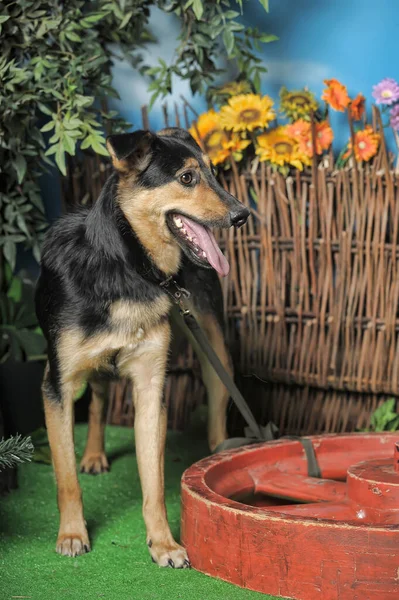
[160,277,321,477]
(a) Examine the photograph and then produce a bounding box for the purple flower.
[390,104,399,131]
[372,78,399,105]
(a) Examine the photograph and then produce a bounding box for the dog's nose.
[230,207,250,228]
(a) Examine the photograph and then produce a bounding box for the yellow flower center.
[205,130,225,149]
[358,141,367,149]
[239,109,261,122]
[274,142,293,155]
[289,95,308,106]
[382,90,393,98]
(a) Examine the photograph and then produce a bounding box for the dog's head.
[106,127,249,277]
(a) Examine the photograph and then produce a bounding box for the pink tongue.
[179,215,230,277]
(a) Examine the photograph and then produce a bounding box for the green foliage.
[368,398,399,432]
[151,0,277,107]
[0,434,34,471]
[0,265,47,363]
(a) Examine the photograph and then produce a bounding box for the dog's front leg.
[43,367,90,557]
[120,321,190,568]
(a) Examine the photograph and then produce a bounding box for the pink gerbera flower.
[390,104,399,131]
[372,78,399,105]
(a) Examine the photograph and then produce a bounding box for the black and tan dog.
[35,127,249,567]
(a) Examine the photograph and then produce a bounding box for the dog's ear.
[106,131,154,174]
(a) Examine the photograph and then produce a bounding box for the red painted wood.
[253,470,346,503]
[181,433,399,599]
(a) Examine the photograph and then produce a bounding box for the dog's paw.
[56,533,91,557]
[148,540,191,569]
[80,452,109,475]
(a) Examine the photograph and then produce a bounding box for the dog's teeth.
[188,236,193,241]
[174,217,183,228]
[182,228,187,235]
[202,251,207,258]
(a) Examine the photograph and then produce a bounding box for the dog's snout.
[230,207,250,228]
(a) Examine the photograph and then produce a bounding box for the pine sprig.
[0,435,34,471]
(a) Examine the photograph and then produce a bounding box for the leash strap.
[160,277,322,477]
[160,277,265,441]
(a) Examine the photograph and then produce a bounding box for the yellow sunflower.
[256,126,311,171]
[189,109,229,163]
[220,94,275,132]
[222,135,251,163]
[279,87,319,122]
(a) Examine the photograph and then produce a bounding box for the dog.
[35,127,249,567]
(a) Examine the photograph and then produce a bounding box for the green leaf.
[370,399,399,432]
[62,133,76,155]
[40,120,55,133]
[17,214,31,238]
[45,145,58,156]
[80,13,106,25]
[224,10,240,19]
[0,15,10,24]
[75,95,94,108]
[223,29,235,56]
[37,103,53,116]
[119,11,133,29]
[258,0,269,11]
[14,155,27,184]
[3,240,16,271]
[65,31,82,42]
[55,144,66,176]
[7,276,22,303]
[192,0,204,20]
[91,138,109,156]
[259,33,279,43]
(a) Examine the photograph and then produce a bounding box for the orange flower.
[287,119,333,157]
[286,119,310,140]
[315,121,334,153]
[350,94,365,120]
[346,126,380,162]
[322,79,350,112]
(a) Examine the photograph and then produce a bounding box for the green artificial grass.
[0,420,279,600]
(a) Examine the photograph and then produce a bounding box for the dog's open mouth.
[168,213,230,277]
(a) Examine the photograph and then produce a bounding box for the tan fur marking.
[80,378,109,474]
[117,178,229,275]
[43,386,90,555]
[57,296,171,381]
[180,157,199,170]
[202,153,211,167]
[157,128,179,137]
[121,321,189,566]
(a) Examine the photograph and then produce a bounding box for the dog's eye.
[180,172,193,185]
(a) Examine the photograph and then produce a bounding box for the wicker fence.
[62,106,399,436]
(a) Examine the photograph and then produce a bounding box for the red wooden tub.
[181,433,399,599]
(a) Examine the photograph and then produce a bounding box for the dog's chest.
[107,295,171,345]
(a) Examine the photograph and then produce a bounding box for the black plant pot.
[0,360,45,437]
